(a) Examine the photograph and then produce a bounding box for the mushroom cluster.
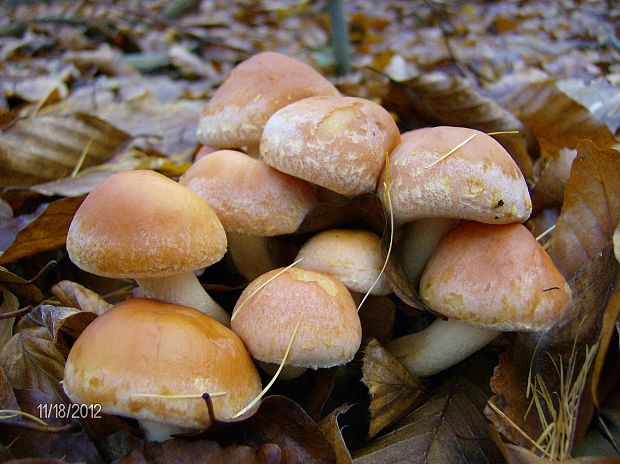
[62,51,572,441]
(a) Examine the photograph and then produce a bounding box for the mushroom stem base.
[139,419,191,442]
[136,272,230,326]
[387,319,499,377]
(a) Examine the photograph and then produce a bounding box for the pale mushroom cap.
[67,170,227,278]
[197,52,339,148]
[63,298,262,429]
[614,222,620,264]
[261,96,401,196]
[420,221,571,331]
[180,150,317,236]
[378,126,532,224]
[231,267,362,369]
[296,229,391,295]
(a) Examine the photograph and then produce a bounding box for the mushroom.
[294,228,391,304]
[261,95,401,196]
[63,298,262,442]
[231,267,362,379]
[614,222,620,264]
[377,126,532,284]
[180,150,318,280]
[387,221,571,377]
[197,52,339,156]
[66,170,230,325]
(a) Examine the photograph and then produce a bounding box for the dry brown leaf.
[0,285,19,349]
[0,266,44,304]
[51,281,112,315]
[361,339,426,439]
[488,141,620,450]
[355,354,502,464]
[0,196,85,265]
[358,296,395,347]
[25,305,97,351]
[0,326,65,402]
[319,405,354,464]
[383,71,533,178]
[0,112,130,187]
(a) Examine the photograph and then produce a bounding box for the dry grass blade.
[423,133,476,169]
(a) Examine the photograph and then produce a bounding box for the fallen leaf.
[51,280,112,315]
[354,354,502,464]
[0,266,44,304]
[358,296,395,347]
[488,141,620,450]
[319,405,353,464]
[0,285,19,349]
[0,112,130,187]
[0,196,85,265]
[25,305,98,352]
[383,71,533,178]
[361,338,426,438]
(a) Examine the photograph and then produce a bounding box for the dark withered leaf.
[0,266,43,304]
[354,354,502,464]
[0,326,65,402]
[319,404,353,464]
[488,141,620,448]
[362,339,426,438]
[383,71,533,178]
[0,196,85,265]
[0,285,19,349]
[358,295,395,347]
[239,395,337,464]
[0,112,130,188]
[26,304,97,348]
[51,280,112,315]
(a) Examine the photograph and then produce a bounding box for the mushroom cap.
[180,150,317,236]
[378,126,532,225]
[231,267,361,369]
[63,298,262,429]
[261,96,401,196]
[197,52,339,148]
[296,229,391,295]
[67,170,227,278]
[614,222,620,264]
[420,221,571,331]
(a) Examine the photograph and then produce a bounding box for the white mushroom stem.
[136,272,230,326]
[227,232,278,282]
[386,319,500,377]
[139,419,188,442]
[397,217,458,284]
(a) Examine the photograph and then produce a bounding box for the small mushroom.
[63,298,262,442]
[197,52,339,156]
[261,95,401,196]
[66,170,230,325]
[387,221,571,377]
[231,267,362,379]
[180,150,318,280]
[295,228,391,303]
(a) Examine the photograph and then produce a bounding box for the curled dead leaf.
[51,281,112,315]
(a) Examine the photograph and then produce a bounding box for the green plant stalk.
[328,0,351,76]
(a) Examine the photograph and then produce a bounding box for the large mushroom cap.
[261,95,401,196]
[420,221,571,331]
[378,126,532,225]
[231,267,361,369]
[180,150,317,236]
[296,229,391,295]
[67,170,227,279]
[63,298,262,429]
[197,52,339,149]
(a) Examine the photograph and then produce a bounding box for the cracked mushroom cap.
[261,95,401,196]
[420,221,571,331]
[180,150,317,236]
[231,267,362,370]
[378,126,532,225]
[63,298,262,429]
[295,229,391,295]
[66,170,227,279]
[197,52,339,149]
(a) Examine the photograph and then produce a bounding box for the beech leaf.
[51,280,112,315]
[319,405,354,464]
[0,266,43,304]
[0,112,130,187]
[0,196,85,265]
[361,338,426,438]
[354,355,502,464]
[0,285,18,349]
[383,71,533,178]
